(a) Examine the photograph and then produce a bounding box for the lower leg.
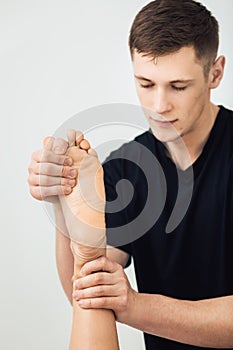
[59,133,119,350]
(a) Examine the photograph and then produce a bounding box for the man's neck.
[164,103,219,171]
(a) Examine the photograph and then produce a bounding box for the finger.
[67,129,76,147]
[28,173,76,187]
[74,272,112,290]
[52,138,69,155]
[31,150,72,166]
[28,159,39,174]
[80,257,117,276]
[30,185,72,200]
[34,162,77,178]
[73,285,118,300]
[80,139,90,151]
[78,296,118,310]
[75,131,84,147]
[43,136,54,150]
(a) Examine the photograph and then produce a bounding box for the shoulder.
[102,130,158,183]
[218,105,233,153]
[219,105,233,127]
[103,130,155,167]
[219,106,233,182]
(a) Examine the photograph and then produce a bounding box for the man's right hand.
[27,136,77,203]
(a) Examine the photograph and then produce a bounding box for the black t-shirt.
[103,105,233,350]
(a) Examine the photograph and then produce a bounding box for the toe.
[75,131,84,147]
[80,139,90,151]
[67,129,76,147]
[87,148,98,158]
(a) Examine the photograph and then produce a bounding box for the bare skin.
[58,139,106,271]
[27,43,233,347]
[27,135,129,304]
[42,134,120,350]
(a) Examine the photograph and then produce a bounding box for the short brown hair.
[129,0,219,76]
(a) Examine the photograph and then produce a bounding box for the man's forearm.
[54,203,74,304]
[124,293,233,348]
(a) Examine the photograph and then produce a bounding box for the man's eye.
[139,84,154,89]
[172,86,187,91]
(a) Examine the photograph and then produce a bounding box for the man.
[28,0,233,349]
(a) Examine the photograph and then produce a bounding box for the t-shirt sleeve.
[230,158,233,232]
[103,156,132,267]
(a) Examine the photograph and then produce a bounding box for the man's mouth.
[149,116,178,126]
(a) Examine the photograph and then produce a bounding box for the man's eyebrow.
[170,79,194,83]
[134,75,152,82]
[134,75,194,83]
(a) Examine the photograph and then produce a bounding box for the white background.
[1,1,233,349]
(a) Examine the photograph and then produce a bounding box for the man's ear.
[209,55,226,89]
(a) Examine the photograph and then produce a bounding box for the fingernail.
[68,179,75,186]
[64,187,71,194]
[64,158,72,166]
[70,169,77,177]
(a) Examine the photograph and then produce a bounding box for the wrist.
[117,289,138,325]
[53,201,63,216]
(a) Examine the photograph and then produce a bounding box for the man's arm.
[124,292,233,348]
[74,257,233,348]
[54,203,74,304]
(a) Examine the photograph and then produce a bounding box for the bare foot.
[59,132,106,271]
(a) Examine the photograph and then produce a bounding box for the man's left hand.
[72,256,137,324]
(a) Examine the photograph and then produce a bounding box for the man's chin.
[150,127,181,144]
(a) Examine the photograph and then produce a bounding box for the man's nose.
[152,89,172,115]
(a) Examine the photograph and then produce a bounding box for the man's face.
[132,47,212,144]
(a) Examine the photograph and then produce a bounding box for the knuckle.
[28,173,35,185]
[100,256,107,268]
[27,174,32,185]
[94,274,101,284]
[97,285,104,296]
[102,297,107,306]
[74,280,81,290]
[28,161,35,174]
[117,264,124,273]
[31,150,39,160]
[30,187,41,200]
[76,290,83,299]
[29,187,35,197]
